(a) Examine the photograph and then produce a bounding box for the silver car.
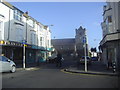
[79,56,91,65]
[0,56,16,73]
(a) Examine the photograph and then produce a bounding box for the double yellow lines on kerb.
[60,69,101,77]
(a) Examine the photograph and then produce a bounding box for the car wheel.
[10,66,16,73]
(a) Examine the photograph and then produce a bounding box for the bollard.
[112,62,116,73]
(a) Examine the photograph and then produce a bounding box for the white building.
[0,1,52,64]
[100,2,120,71]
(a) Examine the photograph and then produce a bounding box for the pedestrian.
[1,53,5,56]
[56,52,62,67]
[107,53,112,69]
[37,55,41,66]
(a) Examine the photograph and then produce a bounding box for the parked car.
[77,56,91,66]
[0,56,16,73]
[48,53,64,63]
[91,57,98,61]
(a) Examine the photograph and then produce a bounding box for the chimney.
[25,11,28,15]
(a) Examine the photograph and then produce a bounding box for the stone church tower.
[75,26,88,57]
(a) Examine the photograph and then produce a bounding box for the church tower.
[75,26,88,57]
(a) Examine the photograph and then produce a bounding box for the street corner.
[60,68,95,76]
[62,68,118,77]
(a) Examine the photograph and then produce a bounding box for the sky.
[10,2,106,49]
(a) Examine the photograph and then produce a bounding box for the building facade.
[51,38,75,56]
[100,2,120,71]
[0,1,51,65]
[52,26,89,58]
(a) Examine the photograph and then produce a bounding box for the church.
[51,26,89,58]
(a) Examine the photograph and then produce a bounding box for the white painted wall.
[0,3,12,41]
[0,15,5,40]
[0,2,51,49]
[102,2,120,37]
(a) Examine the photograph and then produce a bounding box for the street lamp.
[83,36,87,72]
[83,30,87,72]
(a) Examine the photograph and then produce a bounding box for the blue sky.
[10,2,106,49]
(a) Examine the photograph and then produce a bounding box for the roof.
[1,0,46,27]
[2,0,14,9]
[52,38,75,46]
[2,0,24,13]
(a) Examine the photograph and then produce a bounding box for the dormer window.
[14,9,23,22]
[28,19,35,28]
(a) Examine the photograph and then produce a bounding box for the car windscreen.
[0,56,8,61]
[0,56,1,61]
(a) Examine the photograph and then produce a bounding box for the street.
[2,60,118,88]
[0,1,120,89]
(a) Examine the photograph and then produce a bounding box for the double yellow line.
[60,69,101,77]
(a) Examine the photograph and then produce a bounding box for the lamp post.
[83,36,87,72]
[83,30,87,72]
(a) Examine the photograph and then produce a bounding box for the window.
[108,16,112,23]
[0,21,2,29]
[16,28,23,42]
[0,21,3,40]
[28,19,35,28]
[40,37,43,46]
[47,40,50,47]
[39,25,42,29]
[31,32,36,45]
[40,37,42,41]
[14,9,23,22]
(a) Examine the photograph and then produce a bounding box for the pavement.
[15,60,119,76]
[63,61,119,76]
[16,62,44,71]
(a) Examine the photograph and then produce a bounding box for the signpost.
[22,40,27,69]
[83,36,87,72]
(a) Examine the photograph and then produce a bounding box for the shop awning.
[46,47,55,52]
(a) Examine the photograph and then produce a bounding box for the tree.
[91,47,97,52]
[91,47,97,57]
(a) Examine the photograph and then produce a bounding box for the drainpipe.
[26,18,27,43]
[7,9,11,41]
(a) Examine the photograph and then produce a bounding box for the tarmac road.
[2,60,118,88]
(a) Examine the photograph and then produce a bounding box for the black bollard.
[112,62,116,73]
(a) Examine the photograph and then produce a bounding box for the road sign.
[24,44,27,47]
[22,40,27,44]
